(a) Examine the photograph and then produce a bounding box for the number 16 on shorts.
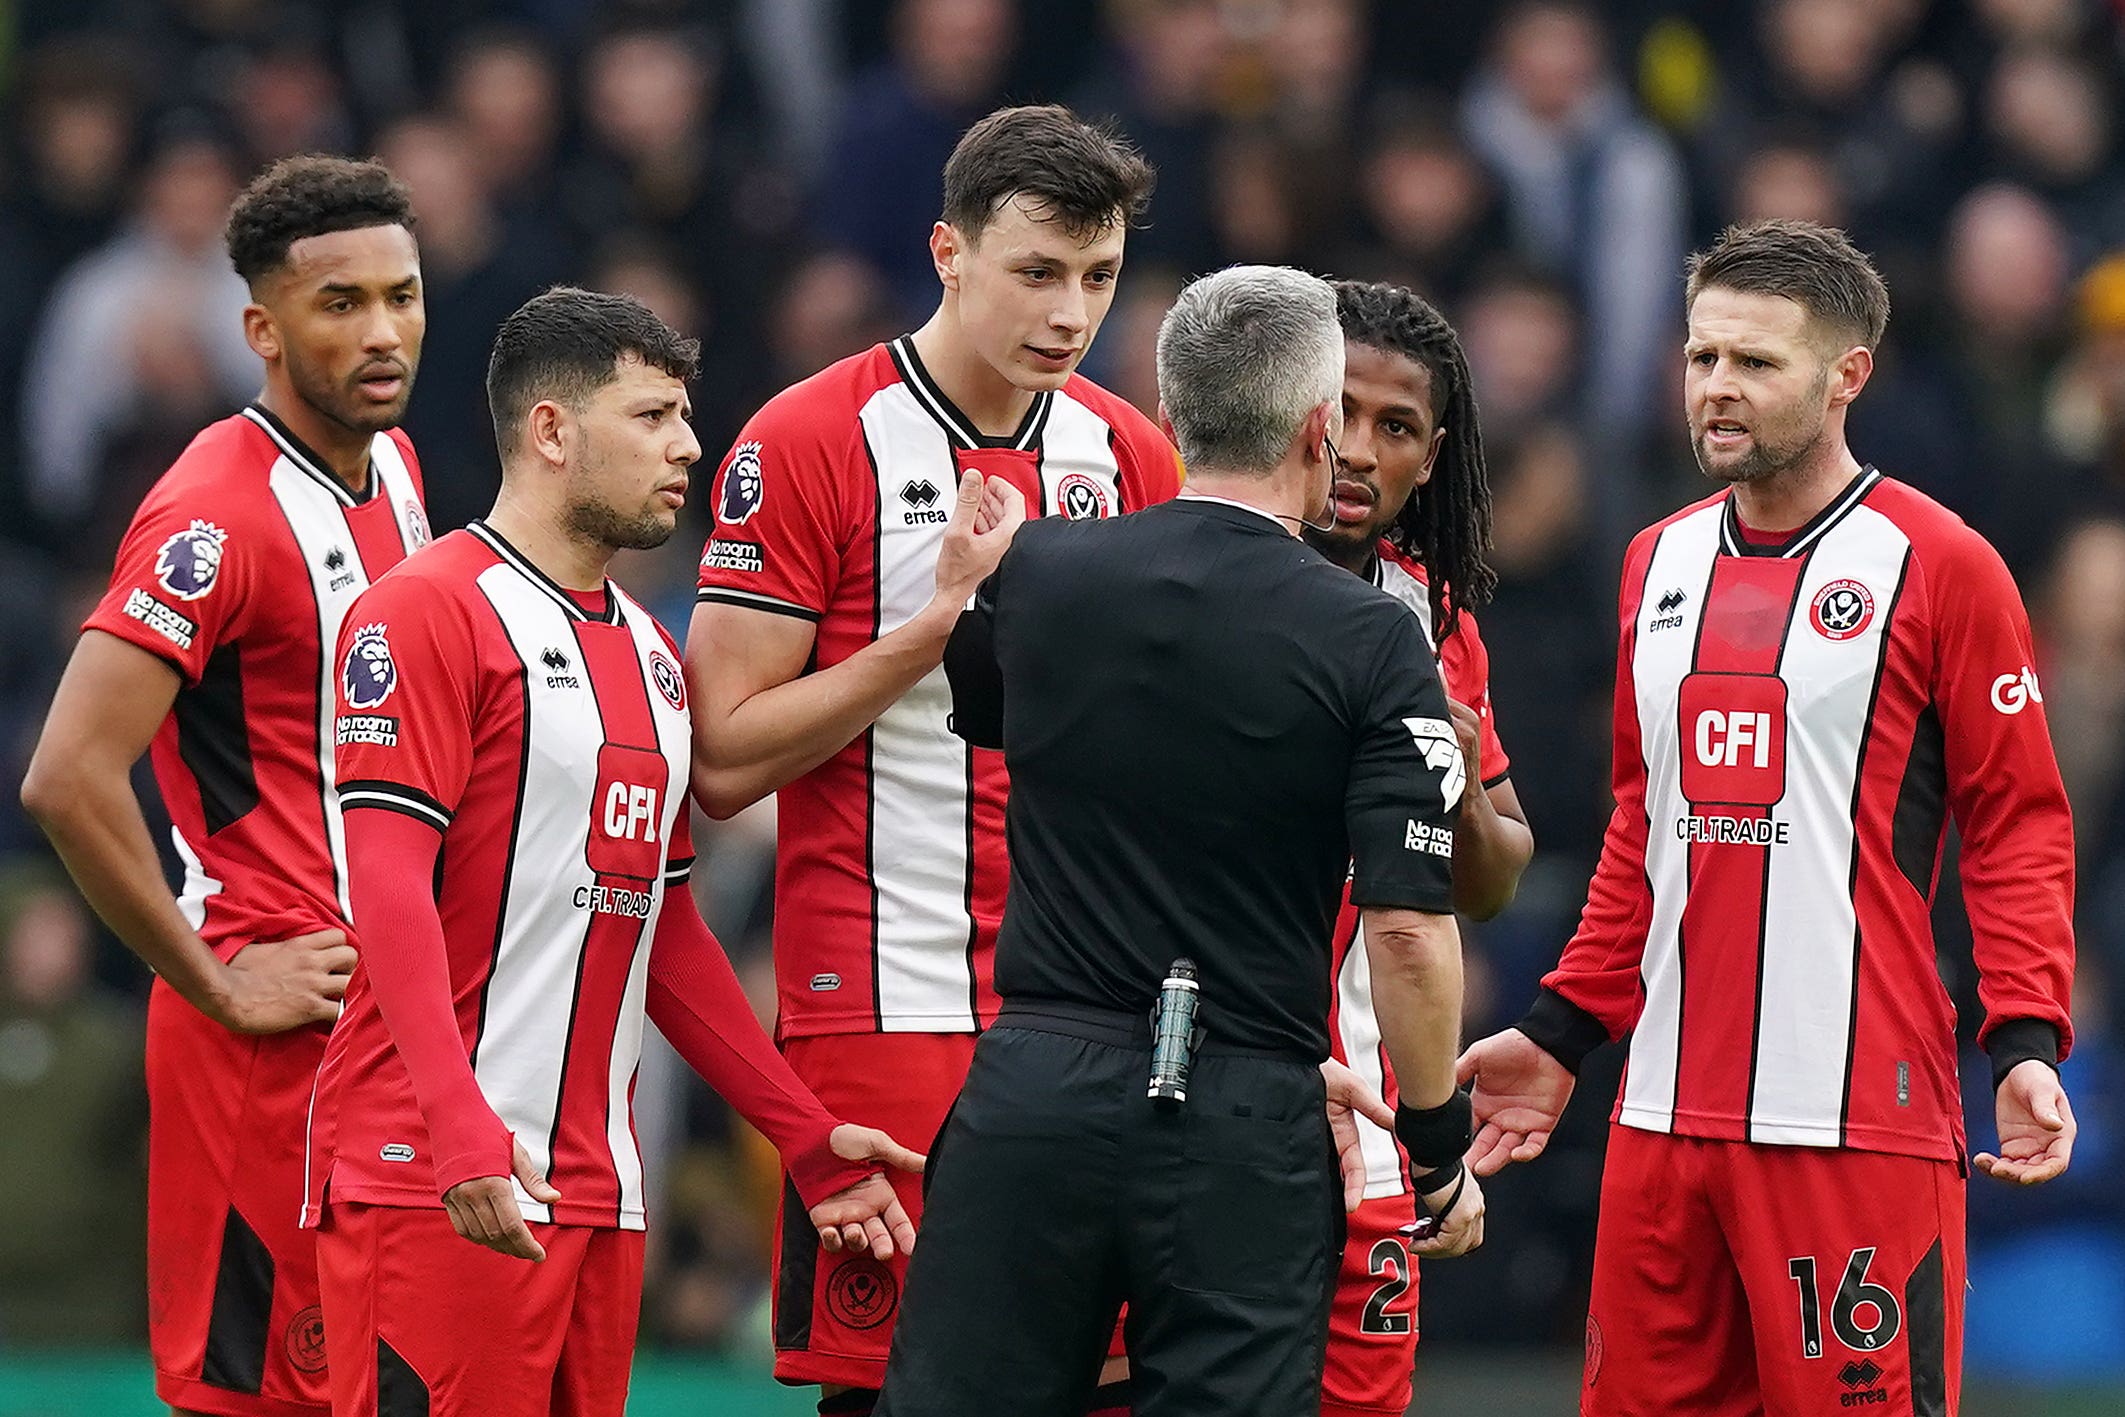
[1787,1247,1902,1359]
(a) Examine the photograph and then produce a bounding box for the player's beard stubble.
[563,439,679,554]
[1692,364,1830,487]
[285,340,415,436]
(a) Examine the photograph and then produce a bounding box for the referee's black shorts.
[875,1004,1344,1417]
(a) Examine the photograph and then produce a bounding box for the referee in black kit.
[874,265,1485,1417]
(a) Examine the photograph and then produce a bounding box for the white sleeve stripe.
[339,787,452,829]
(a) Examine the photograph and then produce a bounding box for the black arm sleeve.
[944,572,1005,750]
[1346,611,1461,914]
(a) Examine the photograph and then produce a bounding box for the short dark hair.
[486,285,702,453]
[1685,219,1890,350]
[225,154,416,285]
[941,104,1155,241]
[1334,280,1496,642]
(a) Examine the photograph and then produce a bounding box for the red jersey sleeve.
[644,890,872,1207]
[1442,608,1511,787]
[694,404,851,623]
[84,483,258,683]
[1527,530,1657,1067]
[331,573,477,827]
[1111,401,1184,509]
[1922,531,2076,1062]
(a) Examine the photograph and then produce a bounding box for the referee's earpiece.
[1297,434,1342,534]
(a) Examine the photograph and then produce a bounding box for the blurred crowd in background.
[0,0,2122,1383]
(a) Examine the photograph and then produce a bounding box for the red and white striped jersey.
[1329,542,1510,1197]
[694,338,1182,1038]
[83,404,429,955]
[306,524,693,1230]
[1548,469,2075,1162]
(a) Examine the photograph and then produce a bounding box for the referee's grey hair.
[1155,265,1344,476]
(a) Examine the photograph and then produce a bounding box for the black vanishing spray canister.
[1147,957,1202,1105]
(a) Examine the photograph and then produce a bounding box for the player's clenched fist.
[933,471,1026,613]
[217,928,357,1034]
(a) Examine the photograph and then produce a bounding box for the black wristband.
[1515,987,1610,1077]
[1984,1017,2062,1091]
[1394,1089,1473,1171]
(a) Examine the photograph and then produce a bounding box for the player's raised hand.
[1320,1058,1395,1212]
[441,1140,560,1262]
[1457,1027,1575,1176]
[1405,1164,1485,1258]
[216,928,357,1034]
[933,471,1026,612]
[1976,1060,2077,1185]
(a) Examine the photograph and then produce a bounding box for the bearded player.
[23,155,429,1417]
[1461,220,2076,1415]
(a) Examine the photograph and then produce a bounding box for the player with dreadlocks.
[1304,279,1534,1417]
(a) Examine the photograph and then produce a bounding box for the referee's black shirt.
[945,494,1462,1060]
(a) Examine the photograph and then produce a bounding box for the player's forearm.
[1362,908,1464,1109]
[644,896,872,1205]
[692,604,957,818]
[20,756,234,1014]
[1450,786,1533,921]
[344,808,510,1192]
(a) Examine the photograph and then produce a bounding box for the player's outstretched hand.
[1320,1058,1395,1212]
[1976,1060,2076,1185]
[441,1140,560,1262]
[933,471,1026,612]
[1457,1027,1574,1177]
[807,1124,924,1261]
[1405,1163,1485,1258]
[217,928,357,1034]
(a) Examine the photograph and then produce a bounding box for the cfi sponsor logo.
[342,623,398,710]
[1056,471,1111,521]
[1810,579,1875,641]
[1990,665,2043,715]
[718,442,765,525]
[155,520,229,601]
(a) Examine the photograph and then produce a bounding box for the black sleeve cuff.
[1983,1017,2061,1091]
[1516,987,1611,1077]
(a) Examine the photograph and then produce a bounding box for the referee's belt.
[996,999,1310,1063]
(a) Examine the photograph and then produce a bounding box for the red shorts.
[1322,1192,1422,1417]
[1585,1123,1965,1417]
[147,984,332,1417]
[771,1032,976,1388]
[315,1201,644,1417]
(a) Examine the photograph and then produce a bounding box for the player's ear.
[242,302,281,364]
[1828,345,1873,408]
[526,398,570,469]
[931,221,962,290]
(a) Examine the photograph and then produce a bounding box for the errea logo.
[1991,666,2043,715]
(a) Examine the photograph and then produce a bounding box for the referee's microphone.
[1295,436,1346,534]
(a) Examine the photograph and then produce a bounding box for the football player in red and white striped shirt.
[685,106,1177,1408]
[23,156,428,1417]
[306,289,938,1417]
[1461,221,2077,1416]
[1302,282,1533,1417]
